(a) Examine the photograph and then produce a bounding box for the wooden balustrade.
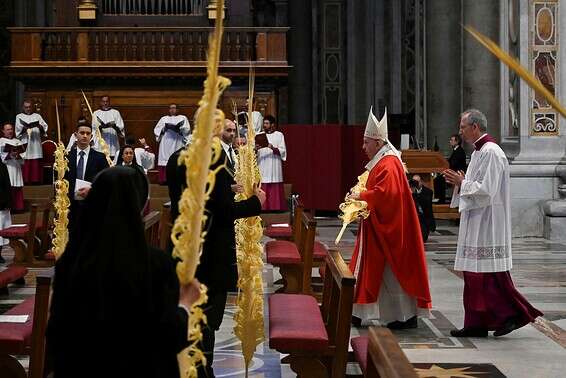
[8,27,288,64]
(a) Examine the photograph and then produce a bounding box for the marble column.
[425,0,462,153]
[287,0,313,123]
[462,0,501,141]
[506,0,566,238]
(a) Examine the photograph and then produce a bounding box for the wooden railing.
[101,0,205,16]
[8,27,288,64]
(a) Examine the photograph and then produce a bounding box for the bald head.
[221,119,237,145]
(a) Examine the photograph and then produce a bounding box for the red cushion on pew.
[0,296,35,355]
[0,266,28,288]
[269,294,329,352]
[264,225,293,239]
[313,241,328,260]
[266,240,301,265]
[0,225,30,238]
[351,336,369,373]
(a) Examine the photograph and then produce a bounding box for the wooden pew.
[350,327,417,378]
[264,195,303,240]
[0,202,53,266]
[0,273,52,378]
[0,266,28,295]
[143,210,161,249]
[158,202,172,251]
[269,249,355,377]
[266,209,317,293]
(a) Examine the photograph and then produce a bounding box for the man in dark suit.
[411,174,435,242]
[167,118,265,377]
[434,134,467,203]
[448,134,467,173]
[65,121,109,234]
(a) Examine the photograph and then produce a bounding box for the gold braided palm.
[335,171,370,245]
[465,25,566,118]
[80,90,114,167]
[171,1,231,375]
[233,67,265,375]
[51,100,70,259]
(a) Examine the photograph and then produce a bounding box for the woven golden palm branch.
[51,100,70,259]
[233,66,265,376]
[170,1,232,375]
[335,171,370,245]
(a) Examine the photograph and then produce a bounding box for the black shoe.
[494,318,520,337]
[387,316,418,330]
[450,327,488,337]
[352,316,362,327]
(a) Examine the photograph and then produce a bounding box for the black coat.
[448,146,467,172]
[65,147,110,198]
[413,185,436,237]
[0,162,11,210]
[48,167,187,378]
[167,146,262,291]
[64,147,109,234]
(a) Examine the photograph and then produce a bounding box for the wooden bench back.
[28,272,52,378]
[290,196,304,242]
[143,210,161,248]
[320,249,356,378]
[365,327,417,378]
[159,202,172,251]
[296,210,316,293]
[27,202,52,259]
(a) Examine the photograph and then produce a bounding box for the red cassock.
[348,155,432,310]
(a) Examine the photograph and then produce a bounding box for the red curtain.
[279,124,368,211]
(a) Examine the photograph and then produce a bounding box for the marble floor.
[1,219,566,377]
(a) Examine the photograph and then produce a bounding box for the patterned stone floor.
[2,218,566,377]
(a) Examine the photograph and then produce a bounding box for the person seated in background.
[410,174,436,242]
[47,166,202,378]
[113,135,155,174]
[434,134,467,203]
[116,144,151,215]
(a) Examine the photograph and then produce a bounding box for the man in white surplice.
[92,95,124,159]
[154,103,190,184]
[445,109,542,338]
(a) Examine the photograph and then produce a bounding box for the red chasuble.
[349,155,432,309]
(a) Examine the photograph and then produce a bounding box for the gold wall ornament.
[170,0,231,375]
[80,90,113,166]
[78,0,97,21]
[335,171,370,245]
[233,66,265,376]
[51,100,70,259]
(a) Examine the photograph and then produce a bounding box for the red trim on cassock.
[348,156,432,309]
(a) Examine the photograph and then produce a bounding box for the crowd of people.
[0,97,544,376]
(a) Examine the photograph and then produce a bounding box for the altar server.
[15,100,48,184]
[0,123,25,211]
[154,103,190,184]
[256,115,287,210]
[92,95,125,159]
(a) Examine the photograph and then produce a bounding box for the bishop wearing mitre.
[348,107,432,329]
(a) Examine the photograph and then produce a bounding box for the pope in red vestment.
[348,107,431,328]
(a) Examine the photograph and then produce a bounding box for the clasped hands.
[443,169,465,186]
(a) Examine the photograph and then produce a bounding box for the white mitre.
[364,106,404,167]
[364,106,387,140]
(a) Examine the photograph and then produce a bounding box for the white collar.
[220,140,232,151]
[365,144,392,171]
[473,133,488,145]
[77,145,90,156]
